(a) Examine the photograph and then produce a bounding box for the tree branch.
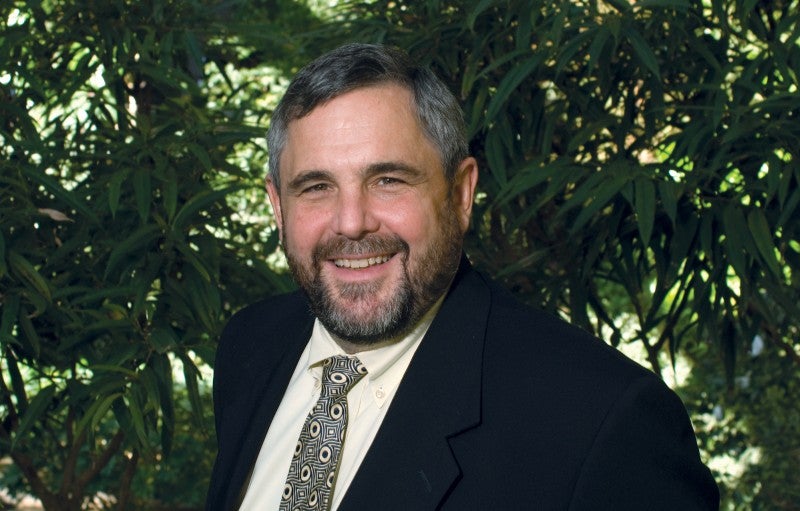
[115,449,139,511]
[76,429,125,489]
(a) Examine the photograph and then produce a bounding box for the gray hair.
[266,43,469,190]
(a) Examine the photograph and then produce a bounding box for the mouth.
[333,254,392,269]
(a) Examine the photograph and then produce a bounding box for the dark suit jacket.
[207,259,719,510]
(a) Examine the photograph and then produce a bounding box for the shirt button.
[375,389,385,399]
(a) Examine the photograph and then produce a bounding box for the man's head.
[267,43,468,189]
[266,43,478,352]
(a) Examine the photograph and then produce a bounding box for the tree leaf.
[624,25,660,76]
[634,177,656,247]
[8,250,52,303]
[0,231,7,278]
[104,224,161,280]
[14,385,56,448]
[0,294,20,345]
[180,352,205,430]
[747,209,782,278]
[486,54,544,121]
[171,184,245,232]
[133,168,152,223]
[77,392,122,435]
[721,204,749,278]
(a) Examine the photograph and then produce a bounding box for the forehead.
[280,84,441,179]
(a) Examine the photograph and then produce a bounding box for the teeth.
[334,255,391,269]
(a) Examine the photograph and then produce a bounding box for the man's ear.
[452,156,479,233]
[266,177,284,242]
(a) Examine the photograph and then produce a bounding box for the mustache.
[313,234,409,261]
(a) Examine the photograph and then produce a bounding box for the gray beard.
[285,201,463,346]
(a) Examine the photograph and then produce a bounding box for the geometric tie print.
[279,356,367,511]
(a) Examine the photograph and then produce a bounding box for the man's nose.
[331,190,379,239]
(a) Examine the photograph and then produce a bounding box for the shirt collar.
[306,295,445,405]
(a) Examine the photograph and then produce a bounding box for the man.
[206,43,719,510]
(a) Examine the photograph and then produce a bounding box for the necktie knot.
[320,355,367,398]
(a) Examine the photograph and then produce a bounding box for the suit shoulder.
[216,290,310,367]
[223,290,309,334]
[478,273,657,389]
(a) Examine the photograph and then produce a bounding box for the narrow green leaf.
[91,364,137,377]
[699,212,714,256]
[108,169,129,218]
[180,353,205,429]
[467,0,494,30]
[721,205,749,278]
[636,0,689,7]
[184,30,205,75]
[0,231,7,278]
[658,180,680,226]
[173,238,212,282]
[14,385,56,447]
[625,26,660,76]
[5,349,27,410]
[133,168,152,222]
[149,327,177,354]
[586,26,611,72]
[747,210,782,278]
[139,366,161,414]
[127,392,150,448]
[634,177,656,247]
[554,24,593,77]
[0,294,20,345]
[104,224,161,279]
[77,393,122,434]
[18,311,41,358]
[567,172,630,233]
[188,143,212,171]
[486,54,543,120]
[163,168,178,221]
[171,184,245,232]
[606,0,633,12]
[150,353,174,455]
[7,251,51,302]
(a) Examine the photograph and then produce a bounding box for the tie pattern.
[280,355,367,511]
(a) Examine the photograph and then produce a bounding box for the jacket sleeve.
[568,375,720,511]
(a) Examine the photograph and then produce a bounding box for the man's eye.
[303,183,330,193]
[377,177,402,186]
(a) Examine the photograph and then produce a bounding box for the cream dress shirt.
[238,298,442,511]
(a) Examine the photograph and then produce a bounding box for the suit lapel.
[222,300,314,511]
[339,261,490,510]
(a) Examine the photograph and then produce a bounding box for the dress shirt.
[238,297,443,511]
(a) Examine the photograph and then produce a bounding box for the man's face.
[267,84,477,351]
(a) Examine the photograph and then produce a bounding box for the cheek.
[381,201,439,245]
[282,210,327,255]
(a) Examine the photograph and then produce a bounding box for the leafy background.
[1,0,798,509]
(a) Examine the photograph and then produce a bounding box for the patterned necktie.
[280,355,367,511]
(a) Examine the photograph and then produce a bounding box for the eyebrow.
[363,161,425,180]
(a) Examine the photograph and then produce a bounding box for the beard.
[285,197,464,347]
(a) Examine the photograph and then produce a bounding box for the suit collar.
[339,256,490,510]
[222,296,313,511]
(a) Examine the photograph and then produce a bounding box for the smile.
[333,255,391,269]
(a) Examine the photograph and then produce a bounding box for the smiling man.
[206,44,719,511]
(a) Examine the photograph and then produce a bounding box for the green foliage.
[0,0,310,508]
[335,0,800,374]
[2,0,799,508]
[680,339,800,510]
[322,0,800,507]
